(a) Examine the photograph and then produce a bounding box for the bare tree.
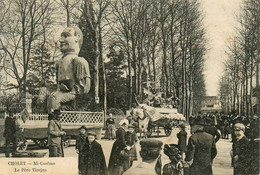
[0,0,54,97]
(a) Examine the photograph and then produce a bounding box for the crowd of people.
[3,109,259,175]
[188,112,260,175]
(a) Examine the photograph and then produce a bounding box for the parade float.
[0,26,104,152]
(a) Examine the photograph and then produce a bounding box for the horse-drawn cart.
[132,104,185,137]
[1,111,104,151]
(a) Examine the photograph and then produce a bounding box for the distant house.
[201,96,222,112]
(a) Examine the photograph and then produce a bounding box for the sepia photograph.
[0,0,259,175]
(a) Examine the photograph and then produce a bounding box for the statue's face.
[59,27,80,54]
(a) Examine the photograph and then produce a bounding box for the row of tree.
[0,0,207,117]
[219,0,260,116]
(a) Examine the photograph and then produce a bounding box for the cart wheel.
[33,138,48,148]
[63,136,71,148]
[16,138,28,152]
[164,126,172,136]
[39,139,48,148]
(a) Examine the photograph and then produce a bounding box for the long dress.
[104,118,116,139]
[108,127,129,175]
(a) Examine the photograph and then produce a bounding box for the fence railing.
[2,111,104,124]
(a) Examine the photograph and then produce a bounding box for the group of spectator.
[3,109,259,175]
[188,111,259,175]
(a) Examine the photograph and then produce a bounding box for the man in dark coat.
[231,123,249,175]
[204,117,221,143]
[177,123,187,152]
[76,125,87,174]
[185,123,217,175]
[108,119,130,175]
[47,110,66,157]
[82,131,108,175]
[3,112,18,157]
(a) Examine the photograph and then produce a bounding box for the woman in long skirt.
[108,119,130,175]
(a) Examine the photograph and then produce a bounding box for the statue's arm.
[73,57,91,94]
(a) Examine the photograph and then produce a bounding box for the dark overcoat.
[177,129,187,152]
[125,131,138,162]
[232,136,249,175]
[82,140,108,175]
[4,117,17,139]
[76,134,87,172]
[108,127,128,175]
[185,130,217,175]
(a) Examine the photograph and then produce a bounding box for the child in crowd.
[82,131,108,175]
[76,125,87,174]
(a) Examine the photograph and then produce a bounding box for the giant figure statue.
[47,26,91,113]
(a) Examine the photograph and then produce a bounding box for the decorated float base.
[0,111,104,151]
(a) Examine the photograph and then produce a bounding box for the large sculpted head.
[59,26,83,54]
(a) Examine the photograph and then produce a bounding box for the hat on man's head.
[87,131,96,137]
[79,125,87,131]
[140,138,163,148]
[53,109,61,116]
[48,113,54,120]
[139,139,163,161]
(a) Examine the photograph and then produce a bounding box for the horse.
[132,107,151,139]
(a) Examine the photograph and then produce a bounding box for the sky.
[200,0,243,96]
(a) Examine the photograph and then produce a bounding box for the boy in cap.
[82,131,108,175]
[231,123,249,175]
[76,125,87,174]
[123,138,163,175]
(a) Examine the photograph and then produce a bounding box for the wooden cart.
[2,111,104,151]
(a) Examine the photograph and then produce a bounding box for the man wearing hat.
[231,123,249,175]
[47,109,66,157]
[82,131,108,175]
[3,112,18,157]
[123,138,163,175]
[185,120,217,175]
[204,117,221,143]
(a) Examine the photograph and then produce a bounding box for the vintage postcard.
[0,0,259,175]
